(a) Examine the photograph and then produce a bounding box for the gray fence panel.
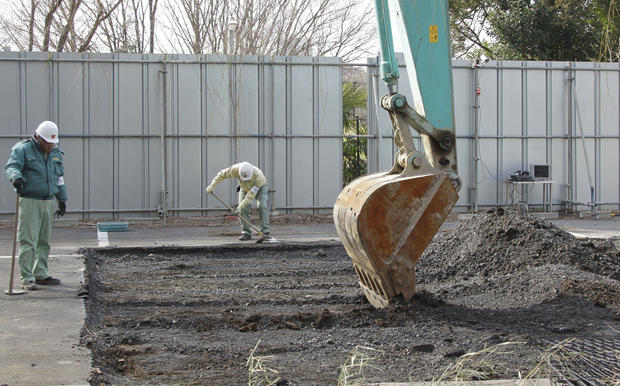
[290,57,314,210]
[573,63,596,205]
[118,59,144,136]
[26,55,53,128]
[146,60,164,213]
[0,54,21,212]
[269,59,287,211]
[57,59,83,134]
[549,65,568,206]
[501,64,523,138]
[0,52,343,219]
[600,63,620,205]
[119,139,144,211]
[2,52,617,218]
[316,57,343,207]
[235,57,260,178]
[0,53,22,132]
[61,138,84,212]
[172,61,202,215]
[0,139,16,212]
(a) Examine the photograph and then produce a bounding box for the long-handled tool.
[5,193,26,295]
[209,191,278,244]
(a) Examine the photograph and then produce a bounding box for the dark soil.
[80,209,619,385]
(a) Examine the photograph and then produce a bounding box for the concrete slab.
[578,210,614,219]
[550,217,620,240]
[529,212,559,219]
[0,254,90,386]
[457,213,476,220]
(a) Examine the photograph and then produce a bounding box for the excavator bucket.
[334,170,458,308]
[335,0,460,308]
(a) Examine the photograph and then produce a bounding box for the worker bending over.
[206,162,275,242]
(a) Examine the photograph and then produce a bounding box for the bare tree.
[1,0,375,58]
[41,0,64,51]
[0,0,121,52]
[55,0,83,51]
[28,0,38,51]
[147,0,157,53]
[55,0,122,52]
[162,0,224,54]
[97,0,159,53]
[162,0,375,61]
[0,0,49,51]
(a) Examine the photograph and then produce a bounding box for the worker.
[206,162,275,242]
[4,121,68,290]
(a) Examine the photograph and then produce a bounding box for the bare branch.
[161,0,374,60]
[56,0,83,51]
[78,0,122,51]
[42,0,63,51]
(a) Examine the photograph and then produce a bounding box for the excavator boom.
[333,0,461,309]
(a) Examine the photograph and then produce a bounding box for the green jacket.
[4,137,68,202]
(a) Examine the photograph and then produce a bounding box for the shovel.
[5,193,26,295]
[209,191,278,244]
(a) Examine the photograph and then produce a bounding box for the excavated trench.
[81,209,619,385]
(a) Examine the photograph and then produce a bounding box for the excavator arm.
[333,0,461,308]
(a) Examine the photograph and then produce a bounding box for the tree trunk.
[56,0,82,51]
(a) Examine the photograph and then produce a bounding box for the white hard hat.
[35,121,59,143]
[239,162,254,181]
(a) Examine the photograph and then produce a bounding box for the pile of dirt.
[418,208,620,311]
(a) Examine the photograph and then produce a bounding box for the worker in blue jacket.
[4,121,68,290]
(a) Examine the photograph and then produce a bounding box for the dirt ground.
[81,209,619,385]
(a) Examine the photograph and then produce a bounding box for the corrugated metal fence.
[1,52,618,219]
[0,52,343,220]
[368,58,620,213]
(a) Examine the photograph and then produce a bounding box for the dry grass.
[338,345,383,386]
[247,340,281,386]
[434,341,527,382]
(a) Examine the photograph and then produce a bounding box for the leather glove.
[12,178,24,194]
[206,184,215,194]
[56,201,66,217]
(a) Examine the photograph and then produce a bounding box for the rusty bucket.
[334,170,458,308]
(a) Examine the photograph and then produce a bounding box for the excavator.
[333,0,462,309]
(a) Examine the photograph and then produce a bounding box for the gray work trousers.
[238,185,270,235]
[17,197,54,284]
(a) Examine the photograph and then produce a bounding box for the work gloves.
[205,184,215,194]
[56,201,66,217]
[12,178,24,194]
[234,205,243,215]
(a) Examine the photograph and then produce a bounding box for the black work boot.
[35,276,61,285]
